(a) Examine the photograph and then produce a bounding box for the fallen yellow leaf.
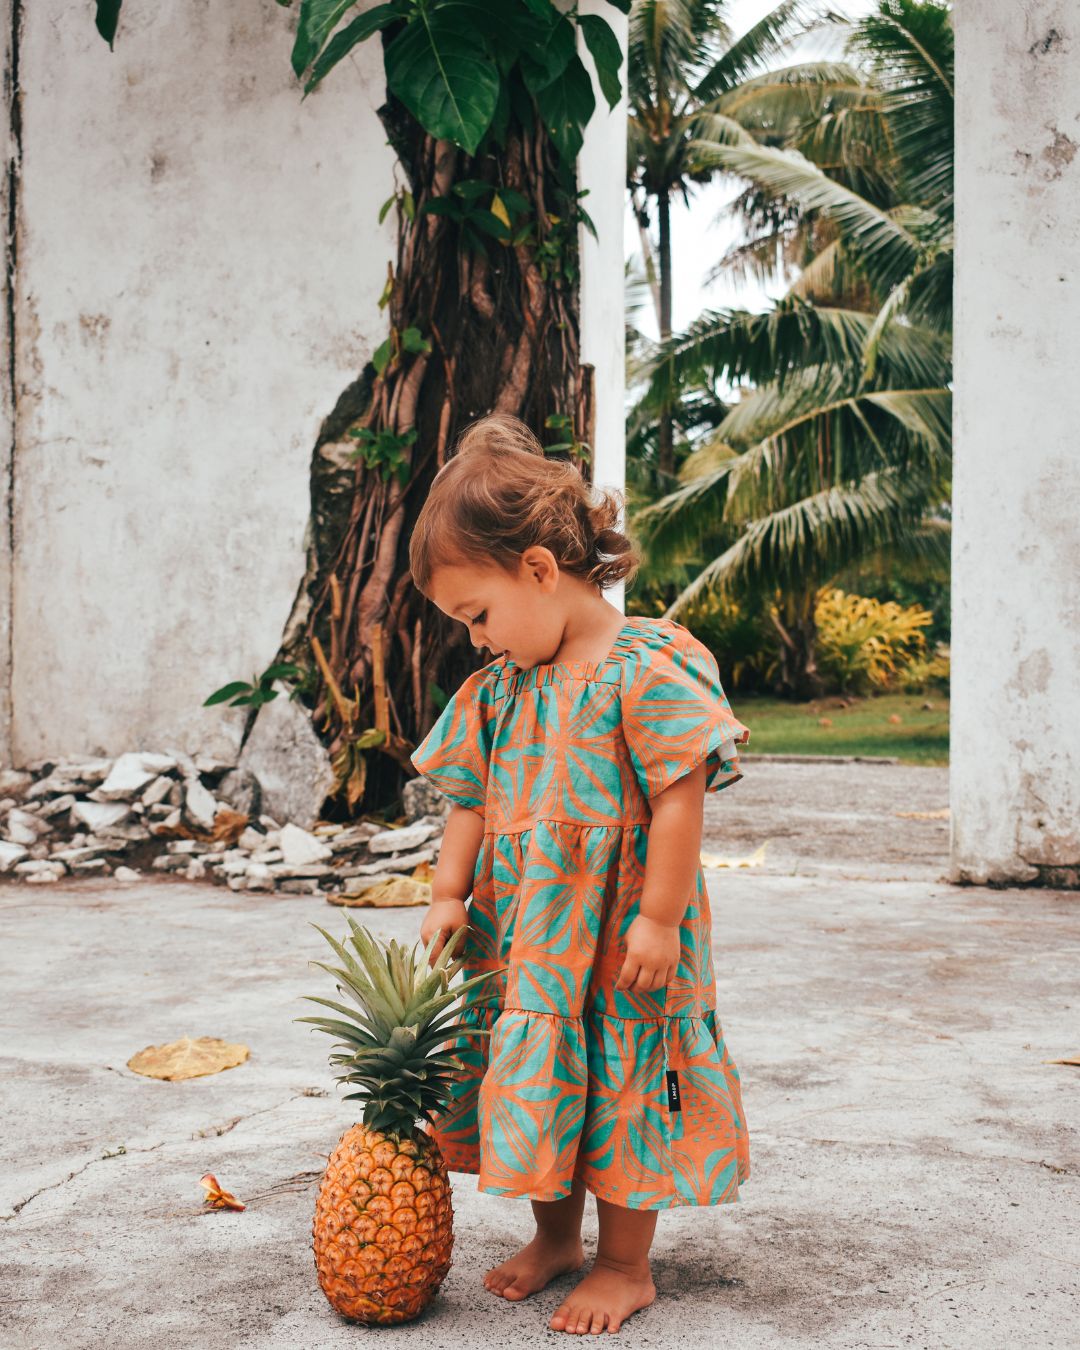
[327,877,430,908]
[1043,1055,1080,1066]
[200,1173,246,1211]
[700,842,769,870]
[127,1036,250,1081]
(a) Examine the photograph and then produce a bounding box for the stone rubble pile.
[0,750,450,901]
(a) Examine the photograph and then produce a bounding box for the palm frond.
[686,139,925,296]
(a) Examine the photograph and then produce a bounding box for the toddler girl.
[407,413,751,1336]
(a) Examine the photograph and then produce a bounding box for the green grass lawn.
[731,690,950,767]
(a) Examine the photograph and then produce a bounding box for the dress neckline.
[502,615,639,680]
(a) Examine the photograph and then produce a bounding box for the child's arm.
[421,803,486,966]
[614,761,706,993]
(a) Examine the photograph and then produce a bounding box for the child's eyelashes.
[470,611,486,626]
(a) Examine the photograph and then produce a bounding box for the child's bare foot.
[483,1233,586,1301]
[548,1256,657,1334]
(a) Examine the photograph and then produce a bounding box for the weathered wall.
[5,2,398,765]
[0,4,627,770]
[951,2,1080,884]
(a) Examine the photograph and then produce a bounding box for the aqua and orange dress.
[409,614,751,1211]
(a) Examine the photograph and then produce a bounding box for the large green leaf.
[531,52,596,165]
[95,0,122,49]
[520,14,576,93]
[384,9,500,153]
[293,0,359,77]
[303,5,399,94]
[578,14,624,111]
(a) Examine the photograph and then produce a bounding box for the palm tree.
[626,0,817,479]
[632,0,953,698]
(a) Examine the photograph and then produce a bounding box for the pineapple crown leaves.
[296,919,506,1131]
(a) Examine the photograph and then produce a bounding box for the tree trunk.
[657,186,674,480]
[276,86,589,816]
[768,587,826,701]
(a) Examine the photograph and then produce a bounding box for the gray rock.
[54,757,113,782]
[13,859,65,875]
[266,862,333,880]
[36,794,76,819]
[24,870,63,885]
[152,854,192,873]
[114,866,141,881]
[183,858,208,882]
[5,820,40,847]
[368,821,442,854]
[237,826,266,852]
[91,754,165,802]
[236,691,335,832]
[166,839,205,855]
[71,801,132,833]
[216,767,261,819]
[50,845,110,864]
[338,846,435,877]
[278,878,321,895]
[71,859,109,873]
[341,872,397,895]
[182,778,219,832]
[0,769,33,796]
[403,775,451,821]
[280,822,333,866]
[140,775,175,808]
[249,848,284,865]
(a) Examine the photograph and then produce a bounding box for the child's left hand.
[614,914,680,993]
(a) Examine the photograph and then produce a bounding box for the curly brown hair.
[408,412,641,597]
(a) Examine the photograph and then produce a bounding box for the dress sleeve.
[621,622,750,798]
[410,667,497,813]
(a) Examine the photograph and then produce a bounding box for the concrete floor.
[1,760,1077,1349]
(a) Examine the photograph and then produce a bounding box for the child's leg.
[484,1178,588,1300]
[548,1196,658,1335]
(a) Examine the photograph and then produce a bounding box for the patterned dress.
[409,614,751,1211]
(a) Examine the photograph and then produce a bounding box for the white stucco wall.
[6,2,399,765]
[1,4,628,769]
[951,2,1080,883]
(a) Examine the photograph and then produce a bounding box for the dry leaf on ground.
[200,1173,246,1211]
[1043,1055,1080,1066]
[700,842,768,870]
[326,877,430,908]
[127,1036,250,1081]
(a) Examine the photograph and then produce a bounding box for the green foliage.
[629,0,955,626]
[347,423,419,486]
[203,662,309,709]
[95,0,122,49]
[813,585,932,695]
[292,0,624,166]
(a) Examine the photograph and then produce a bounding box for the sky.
[624,0,876,339]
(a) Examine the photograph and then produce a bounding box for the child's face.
[428,553,558,668]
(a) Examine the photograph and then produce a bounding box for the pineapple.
[299,918,498,1325]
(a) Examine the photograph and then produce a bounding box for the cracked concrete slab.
[0,761,1076,1348]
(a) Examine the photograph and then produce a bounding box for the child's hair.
[409,412,641,597]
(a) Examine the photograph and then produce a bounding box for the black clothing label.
[665,1068,682,1112]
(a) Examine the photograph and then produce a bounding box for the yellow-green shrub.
[813,587,933,695]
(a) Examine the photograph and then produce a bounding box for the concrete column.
[577,0,628,613]
[951,1,1080,885]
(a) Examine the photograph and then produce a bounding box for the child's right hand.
[421,898,470,967]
